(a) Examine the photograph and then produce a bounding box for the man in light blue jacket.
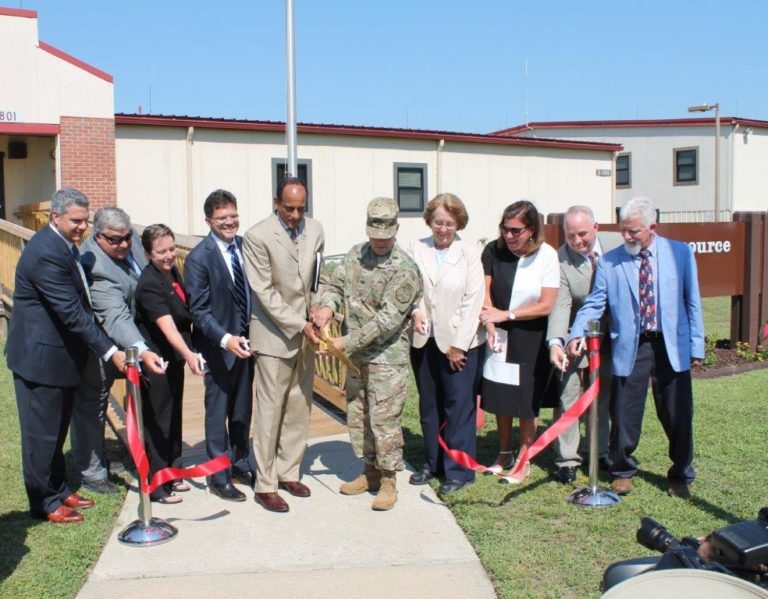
[567,197,704,498]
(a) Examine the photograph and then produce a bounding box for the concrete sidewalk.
[78,433,496,599]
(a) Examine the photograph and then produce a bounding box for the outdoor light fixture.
[687,102,721,221]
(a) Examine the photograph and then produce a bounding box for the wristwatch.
[508,311,516,321]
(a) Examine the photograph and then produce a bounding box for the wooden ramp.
[107,374,348,464]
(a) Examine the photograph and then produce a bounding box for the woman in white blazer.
[408,194,485,495]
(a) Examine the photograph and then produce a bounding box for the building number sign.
[0,110,22,122]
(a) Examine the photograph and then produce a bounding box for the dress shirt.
[212,233,251,348]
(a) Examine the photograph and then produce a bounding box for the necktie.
[125,253,142,276]
[228,244,249,334]
[639,249,656,331]
[71,245,92,306]
[587,251,599,288]
[289,228,298,246]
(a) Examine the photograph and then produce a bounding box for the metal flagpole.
[566,320,621,508]
[285,0,297,177]
[118,346,178,546]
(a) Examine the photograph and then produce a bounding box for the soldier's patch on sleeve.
[395,283,414,306]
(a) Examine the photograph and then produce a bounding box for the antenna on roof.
[524,57,529,127]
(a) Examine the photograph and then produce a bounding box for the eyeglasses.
[501,225,528,236]
[209,213,239,224]
[99,232,132,246]
[431,220,457,230]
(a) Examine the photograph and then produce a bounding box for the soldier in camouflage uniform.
[313,197,423,511]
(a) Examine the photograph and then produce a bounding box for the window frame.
[393,162,428,215]
[615,152,631,189]
[673,147,699,186]
[271,158,313,216]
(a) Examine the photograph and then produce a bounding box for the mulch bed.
[692,342,768,379]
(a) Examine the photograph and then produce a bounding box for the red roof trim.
[0,122,59,136]
[0,7,37,18]
[493,117,768,135]
[39,41,113,83]
[115,114,622,152]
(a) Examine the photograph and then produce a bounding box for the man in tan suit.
[243,177,324,513]
[546,205,621,484]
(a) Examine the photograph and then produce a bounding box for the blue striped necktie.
[228,244,249,334]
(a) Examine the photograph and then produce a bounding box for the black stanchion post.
[118,346,178,546]
[566,320,621,508]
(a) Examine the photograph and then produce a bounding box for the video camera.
[603,508,768,592]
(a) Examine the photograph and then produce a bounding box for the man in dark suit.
[185,189,255,502]
[567,197,704,498]
[546,206,622,484]
[6,189,126,523]
[72,207,164,494]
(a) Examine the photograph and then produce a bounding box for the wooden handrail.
[0,216,348,410]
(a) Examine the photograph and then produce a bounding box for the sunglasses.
[99,232,132,245]
[500,225,528,236]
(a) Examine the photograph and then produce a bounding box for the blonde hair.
[423,193,469,230]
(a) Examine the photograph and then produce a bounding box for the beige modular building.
[498,118,768,221]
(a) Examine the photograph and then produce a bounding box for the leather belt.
[640,331,663,340]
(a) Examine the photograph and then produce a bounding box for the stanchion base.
[566,486,622,508]
[118,517,178,547]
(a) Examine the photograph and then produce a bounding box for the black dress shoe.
[438,479,473,495]
[81,478,119,495]
[555,466,576,484]
[231,468,256,489]
[409,465,434,486]
[209,482,247,502]
[598,457,613,472]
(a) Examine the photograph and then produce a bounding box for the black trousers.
[410,340,480,482]
[141,361,184,496]
[610,336,695,482]
[14,375,76,516]
[203,357,254,484]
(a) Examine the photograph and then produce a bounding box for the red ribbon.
[438,336,601,478]
[125,364,230,494]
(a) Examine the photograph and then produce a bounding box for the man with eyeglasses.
[74,207,165,494]
[243,176,325,513]
[185,189,255,502]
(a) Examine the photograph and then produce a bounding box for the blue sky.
[22,0,768,133]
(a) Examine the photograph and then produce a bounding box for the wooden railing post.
[731,211,766,350]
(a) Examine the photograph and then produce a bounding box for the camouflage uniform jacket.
[318,242,423,366]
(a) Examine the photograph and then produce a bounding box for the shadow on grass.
[635,469,744,524]
[0,511,33,582]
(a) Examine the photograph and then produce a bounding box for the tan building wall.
[115,124,616,255]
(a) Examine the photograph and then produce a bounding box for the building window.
[674,147,698,185]
[394,163,427,213]
[271,158,313,215]
[616,153,631,188]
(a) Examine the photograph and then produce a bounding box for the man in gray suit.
[243,177,324,513]
[71,207,164,494]
[546,206,621,484]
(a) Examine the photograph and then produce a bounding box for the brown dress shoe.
[278,480,311,498]
[667,481,692,498]
[62,493,95,510]
[47,504,84,523]
[611,477,634,495]
[254,492,289,513]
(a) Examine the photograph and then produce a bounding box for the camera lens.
[636,517,680,553]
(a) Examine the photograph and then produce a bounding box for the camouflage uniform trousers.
[346,362,408,472]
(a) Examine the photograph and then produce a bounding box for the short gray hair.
[620,197,656,227]
[51,188,89,217]
[93,207,131,235]
[563,205,596,231]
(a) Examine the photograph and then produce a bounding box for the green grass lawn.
[701,296,731,341]
[401,366,768,599]
[0,347,128,599]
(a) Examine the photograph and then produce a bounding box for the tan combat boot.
[339,463,381,495]
[371,470,397,511]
